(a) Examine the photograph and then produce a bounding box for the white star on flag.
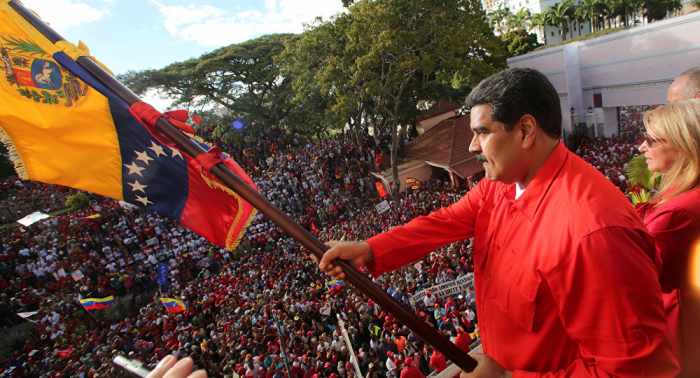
[125,162,145,177]
[148,141,166,157]
[170,147,183,159]
[135,195,153,206]
[134,150,154,165]
[128,180,147,193]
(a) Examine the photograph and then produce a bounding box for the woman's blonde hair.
[643,99,700,207]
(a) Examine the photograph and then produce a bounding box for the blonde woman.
[638,99,700,378]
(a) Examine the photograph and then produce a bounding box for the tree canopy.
[282,0,506,201]
[118,33,298,133]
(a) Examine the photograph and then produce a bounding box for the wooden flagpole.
[8,0,478,372]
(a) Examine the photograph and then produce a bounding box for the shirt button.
[496,245,501,250]
[632,331,643,339]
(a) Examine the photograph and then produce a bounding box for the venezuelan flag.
[80,296,114,311]
[160,297,188,313]
[325,279,343,289]
[0,1,256,250]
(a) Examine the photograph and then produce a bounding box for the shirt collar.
[511,141,568,222]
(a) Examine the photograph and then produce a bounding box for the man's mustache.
[475,154,487,162]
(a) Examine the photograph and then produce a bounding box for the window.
[551,31,555,36]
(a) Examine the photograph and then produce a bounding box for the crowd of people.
[0,181,69,224]
[618,105,659,143]
[0,126,479,378]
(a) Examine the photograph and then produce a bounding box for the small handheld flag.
[325,279,343,289]
[375,182,388,198]
[160,297,188,313]
[79,296,114,311]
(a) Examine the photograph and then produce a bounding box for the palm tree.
[625,155,661,205]
[568,1,583,38]
[487,5,510,35]
[595,0,613,29]
[507,8,532,33]
[487,10,501,32]
[530,12,548,42]
[606,0,626,27]
[628,0,646,25]
[545,1,573,41]
[576,0,599,33]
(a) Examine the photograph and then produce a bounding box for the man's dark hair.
[465,68,562,139]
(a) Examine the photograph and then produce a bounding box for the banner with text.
[409,274,474,308]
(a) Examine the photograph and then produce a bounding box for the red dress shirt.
[640,186,700,377]
[367,143,679,377]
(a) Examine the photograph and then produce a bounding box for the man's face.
[668,75,689,102]
[469,104,525,185]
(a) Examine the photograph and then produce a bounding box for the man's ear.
[520,114,537,149]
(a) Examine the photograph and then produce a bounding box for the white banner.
[375,200,390,214]
[410,274,474,307]
[71,270,84,281]
[17,211,49,227]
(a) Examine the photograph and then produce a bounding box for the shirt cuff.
[512,369,539,378]
[365,233,396,277]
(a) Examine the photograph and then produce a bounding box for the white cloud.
[153,0,345,46]
[141,88,176,112]
[20,0,106,32]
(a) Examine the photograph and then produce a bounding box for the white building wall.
[482,0,591,44]
[508,11,700,137]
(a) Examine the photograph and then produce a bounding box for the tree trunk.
[390,117,401,208]
[570,21,575,39]
[560,23,566,41]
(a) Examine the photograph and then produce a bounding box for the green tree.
[488,4,511,35]
[279,13,367,144]
[545,1,574,41]
[530,12,548,43]
[645,0,682,22]
[625,155,661,205]
[576,0,600,33]
[118,34,298,134]
[286,0,505,203]
[507,8,532,32]
[502,29,542,57]
[65,192,91,209]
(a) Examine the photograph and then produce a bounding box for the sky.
[20,0,347,108]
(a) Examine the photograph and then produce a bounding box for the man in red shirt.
[428,347,446,373]
[400,357,425,378]
[317,68,679,377]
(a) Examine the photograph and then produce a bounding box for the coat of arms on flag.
[0,36,88,107]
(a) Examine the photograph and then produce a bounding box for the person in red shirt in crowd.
[318,68,679,377]
[427,346,446,373]
[637,97,700,377]
[400,357,425,378]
